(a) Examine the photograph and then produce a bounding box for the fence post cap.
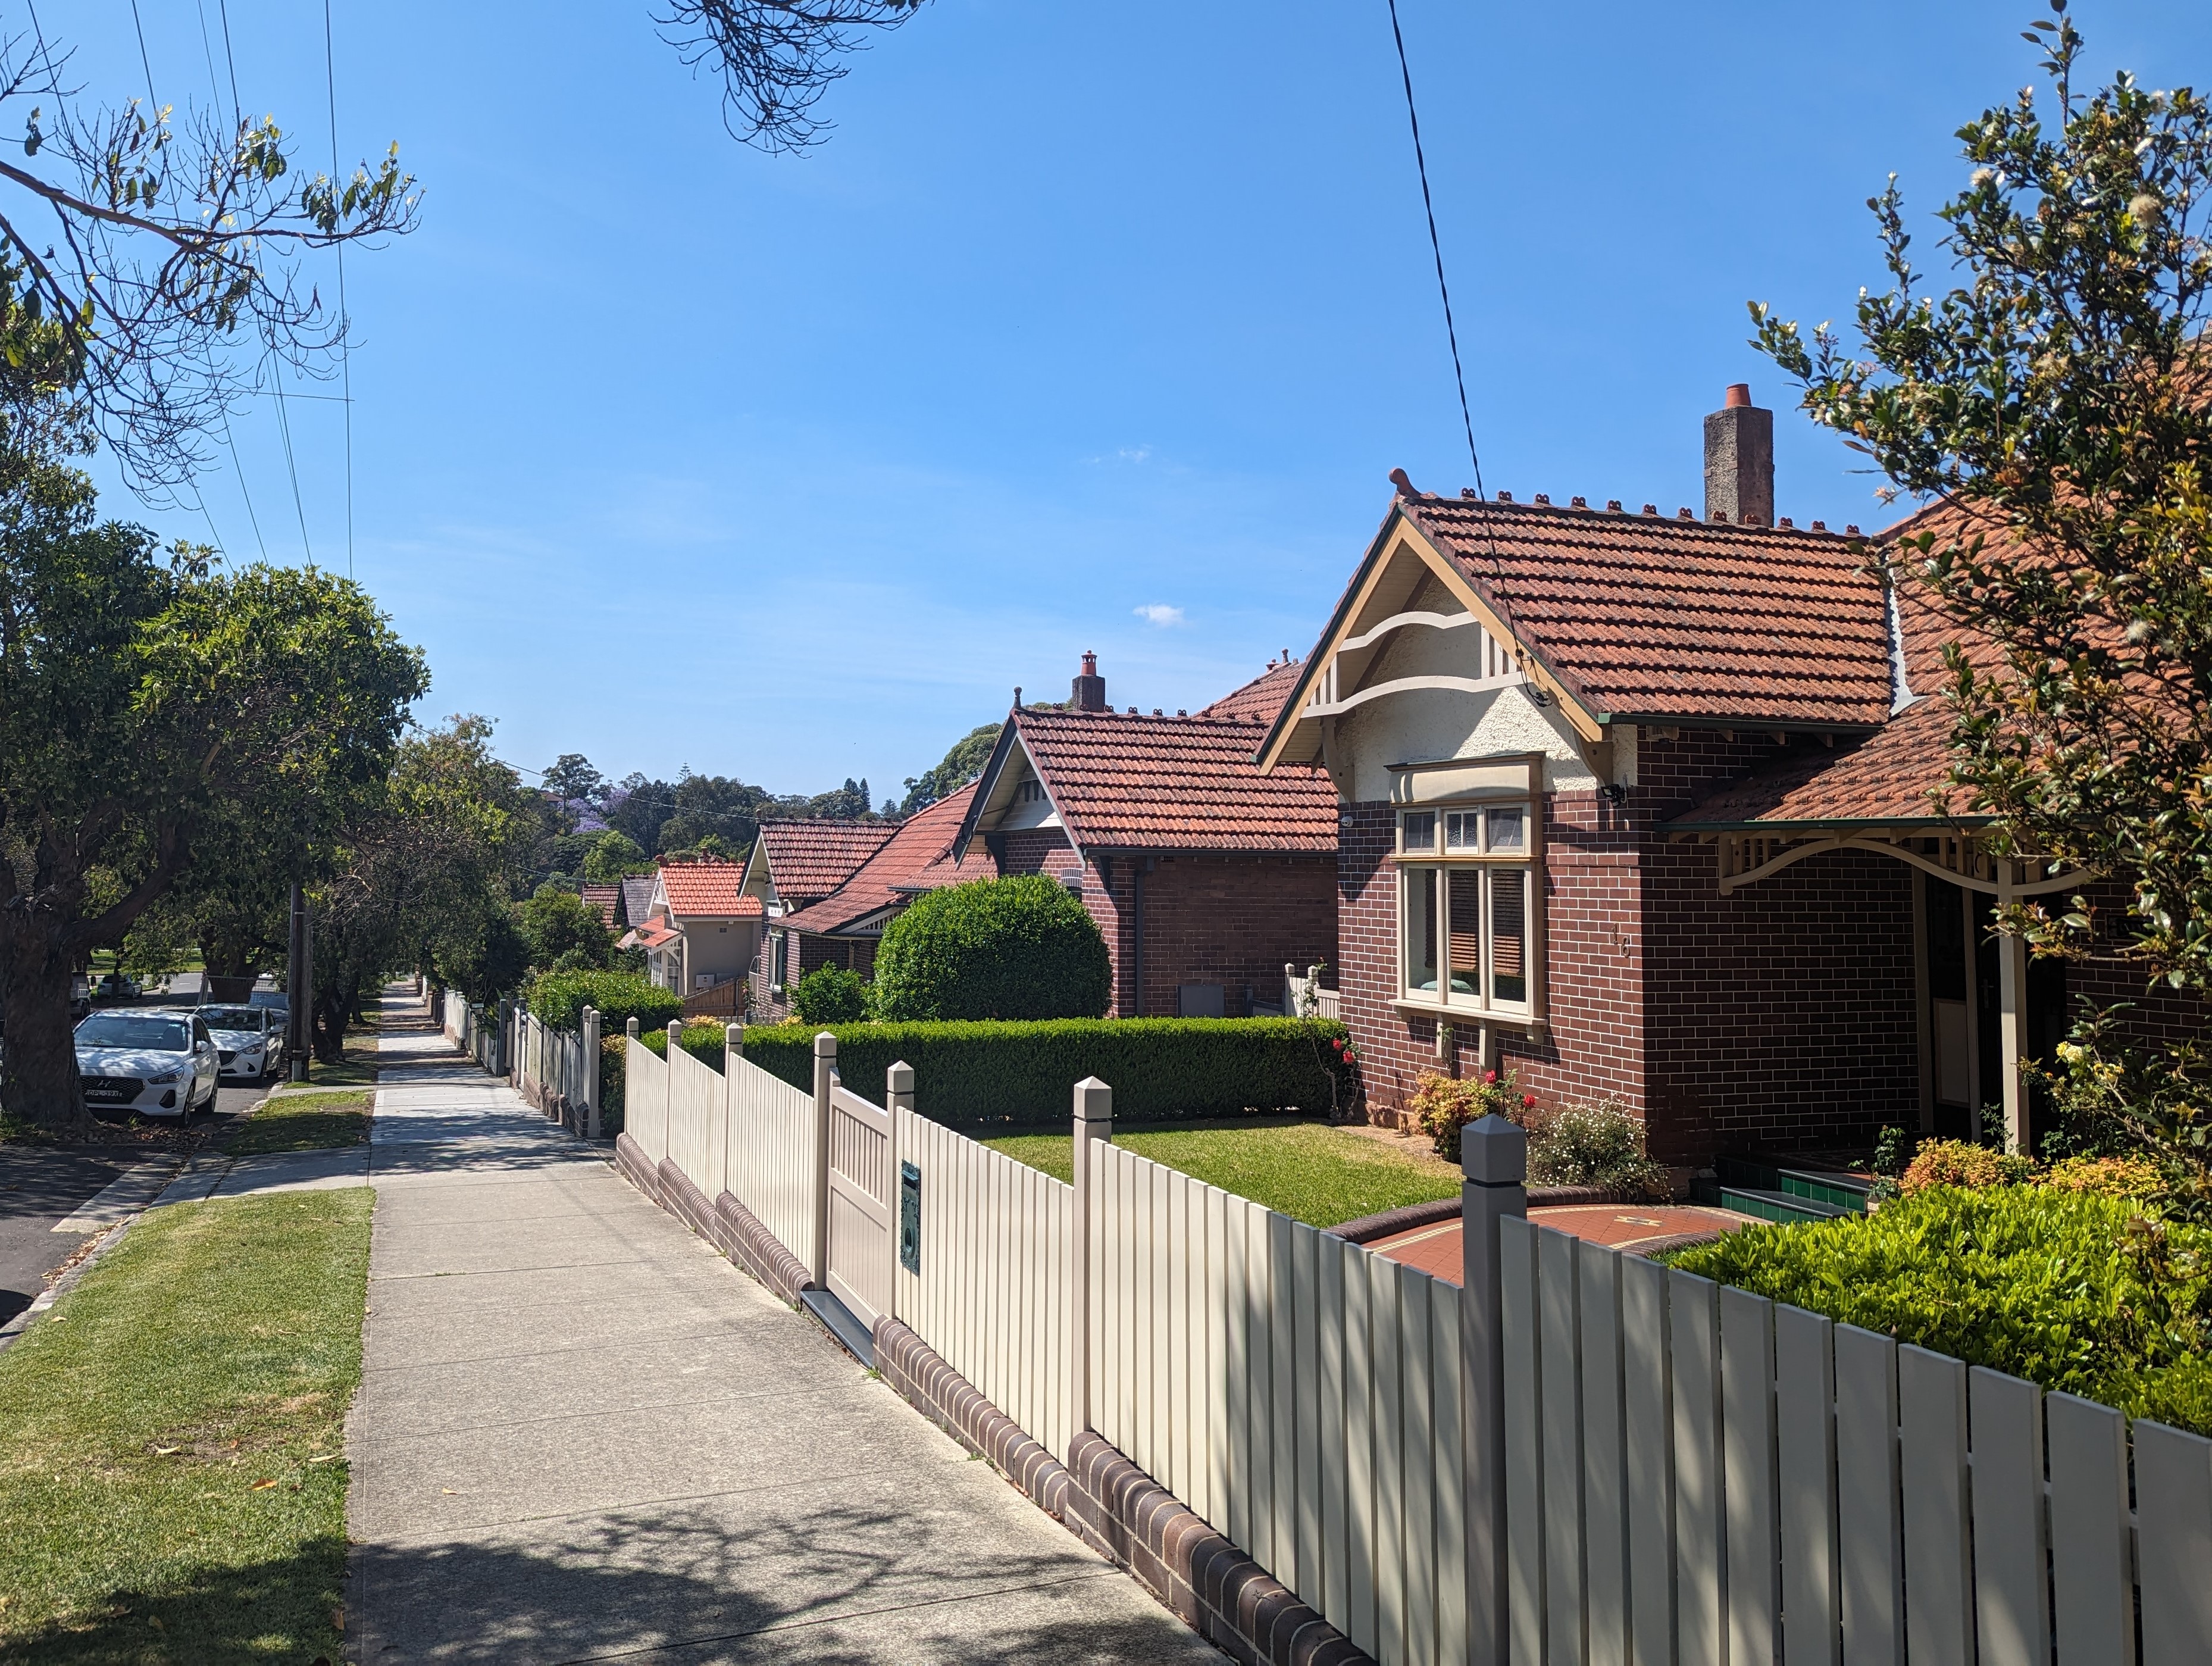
[726,1022,744,1046]
[886,1059,915,1092]
[814,1030,838,1058]
[1072,1076,1113,1123]
[1461,1113,1528,1185]
[625,1016,640,1037]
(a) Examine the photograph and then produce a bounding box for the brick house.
[631,858,764,1002]
[1255,385,2171,1164]
[743,790,977,1021]
[948,654,1340,1018]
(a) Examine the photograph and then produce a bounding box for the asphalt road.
[0,1078,273,1326]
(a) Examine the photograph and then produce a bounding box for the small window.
[1018,779,1046,804]
[1400,810,1437,854]
[1487,806,1525,853]
[1444,811,1479,851]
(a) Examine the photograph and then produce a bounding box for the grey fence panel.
[1721,1285,1779,1666]
[1501,1216,1545,1666]
[1669,1270,1723,1666]
[2044,1392,2134,1666]
[1576,1240,1628,1666]
[1897,1345,1973,1665]
[1620,1253,1676,1665]
[1538,1227,1585,1666]
[1832,1324,1902,1666]
[2135,1418,2212,1665]
[1775,1302,1839,1666]
[1967,1365,2050,1666]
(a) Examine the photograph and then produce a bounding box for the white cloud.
[1134,603,1186,627]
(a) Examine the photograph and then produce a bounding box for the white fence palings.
[665,1043,721,1202]
[624,1037,667,1165]
[2135,1418,2212,1664]
[2045,1392,2134,1666]
[725,1054,816,1273]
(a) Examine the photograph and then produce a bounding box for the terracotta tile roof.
[780,786,979,935]
[1013,708,1338,852]
[656,858,765,920]
[1200,658,1304,724]
[580,884,621,930]
[619,876,656,930]
[1396,493,1892,726]
[756,819,897,907]
[634,920,681,950]
[1668,699,1979,828]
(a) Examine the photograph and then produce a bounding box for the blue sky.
[57,1,2212,802]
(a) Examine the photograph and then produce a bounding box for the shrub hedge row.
[640,1021,730,1070]
[528,970,681,1034]
[734,1017,1355,1126]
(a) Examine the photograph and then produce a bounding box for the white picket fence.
[894,1108,1075,1464]
[623,1035,668,1162]
[511,1007,598,1133]
[729,1052,818,1273]
[1498,1212,2212,1666]
[667,1042,724,1199]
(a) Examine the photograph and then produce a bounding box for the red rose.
[1522,1094,1537,1109]
[1484,1070,1497,1084]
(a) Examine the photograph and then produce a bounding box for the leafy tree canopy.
[900,721,999,815]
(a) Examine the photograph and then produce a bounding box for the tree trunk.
[0,909,89,1138]
[312,978,355,1064]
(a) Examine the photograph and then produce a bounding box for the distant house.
[744,790,977,1022]
[580,883,622,932]
[618,876,656,934]
[629,858,764,1010]
[950,654,1338,1018]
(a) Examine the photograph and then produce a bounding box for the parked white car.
[74,1011,219,1117]
[196,1004,280,1082]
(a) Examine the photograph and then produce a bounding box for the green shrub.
[1671,1185,2212,1431]
[1898,1137,2036,1195]
[642,1020,729,1070]
[527,970,681,1034]
[599,1034,625,1133]
[872,876,1111,1021]
[738,1017,1355,1125]
[520,884,612,973]
[582,830,650,883]
[1526,1102,1670,1199]
[1407,1070,1520,1164]
[794,964,870,1024]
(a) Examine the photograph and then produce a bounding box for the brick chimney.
[1071,651,1107,712]
[1703,383,1775,527]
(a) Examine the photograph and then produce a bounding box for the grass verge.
[0,1189,373,1659]
[982,1118,1461,1229]
[223,1091,371,1157]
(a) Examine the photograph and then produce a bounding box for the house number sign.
[899,1161,922,1274]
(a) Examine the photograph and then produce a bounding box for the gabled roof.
[779,784,979,936]
[634,920,681,951]
[753,819,897,907]
[1200,658,1304,724]
[966,707,1338,855]
[618,876,656,929]
[1667,699,1978,830]
[657,858,765,920]
[580,884,621,930]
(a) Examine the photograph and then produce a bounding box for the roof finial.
[1389,467,1417,498]
[1013,686,1022,708]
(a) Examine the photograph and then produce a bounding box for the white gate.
[825,1080,893,1331]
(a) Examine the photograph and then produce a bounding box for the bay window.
[1397,800,1535,1017]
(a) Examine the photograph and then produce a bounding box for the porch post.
[1069,1076,1113,1452]
[1463,1112,1528,1665]
[811,1032,836,1289]
[1996,861,2031,1155]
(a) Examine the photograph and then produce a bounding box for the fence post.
[1463,1111,1528,1666]
[1069,1076,1114,1448]
[626,1016,640,1040]
[583,1006,602,1139]
[886,1059,915,1321]
[811,1032,837,1289]
[726,1022,744,1062]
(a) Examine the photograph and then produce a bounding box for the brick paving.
[1367,1203,1756,1284]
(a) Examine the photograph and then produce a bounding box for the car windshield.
[76,1015,190,1051]
[198,1007,262,1030]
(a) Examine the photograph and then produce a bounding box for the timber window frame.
[1392,801,1538,1022]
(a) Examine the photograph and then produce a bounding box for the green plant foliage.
[527,970,680,1034]
[599,1033,625,1133]
[899,721,1000,814]
[739,1017,1354,1124]
[641,1020,728,1069]
[1407,1070,1521,1164]
[581,830,650,883]
[520,884,613,973]
[1525,1102,1671,1199]
[1672,1185,2212,1431]
[794,964,869,1024]
[872,876,1110,1021]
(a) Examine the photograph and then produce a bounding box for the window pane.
[1490,868,1528,1005]
[1447,868,1482,998]
[1404,869,1438,994]
[1402,811,1436,854]
[1445,811,1479,851]
[1487,806,1525,853]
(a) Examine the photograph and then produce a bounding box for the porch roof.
[1666,699,1987,832]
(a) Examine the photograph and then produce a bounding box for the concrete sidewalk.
[348,986,1212,1663]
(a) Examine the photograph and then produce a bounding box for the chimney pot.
[1495,490,1513,502]
[1704,385,1776,527]
[1071,652,1107,712]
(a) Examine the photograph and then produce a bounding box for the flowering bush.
[1897,1137,2036,1196]
[1408,1070,1516,1164]
[1523,1101,1671,1199]
[2045,1154,2166,1199]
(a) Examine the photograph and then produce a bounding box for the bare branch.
[656,0,925,153]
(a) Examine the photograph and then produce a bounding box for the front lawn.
[0,1189,373,1659]
[982,1118,1460,1229]
[223,1090,371,1156]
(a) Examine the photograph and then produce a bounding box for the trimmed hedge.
[794,963,869,1024]
[872,875,1111,1020]
[640,1020,729,1070]
[528,970,681,1035]
[737,1017,1356,1126]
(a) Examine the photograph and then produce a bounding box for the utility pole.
[287,884,314,1083]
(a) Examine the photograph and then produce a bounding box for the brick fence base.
[872,1317,1371,1666]
[611,1134,812,1305]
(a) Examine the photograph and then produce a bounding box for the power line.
[127,0,159,111]
[267,355,314,562]
[215,0,242,121]
[218,403,268,560]
[324,0,353,579]
[1384,0,1484,498]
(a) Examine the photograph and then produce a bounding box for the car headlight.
[148,1072,180,1084]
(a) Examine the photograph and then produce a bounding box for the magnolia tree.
[1755,2,2212,1199]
